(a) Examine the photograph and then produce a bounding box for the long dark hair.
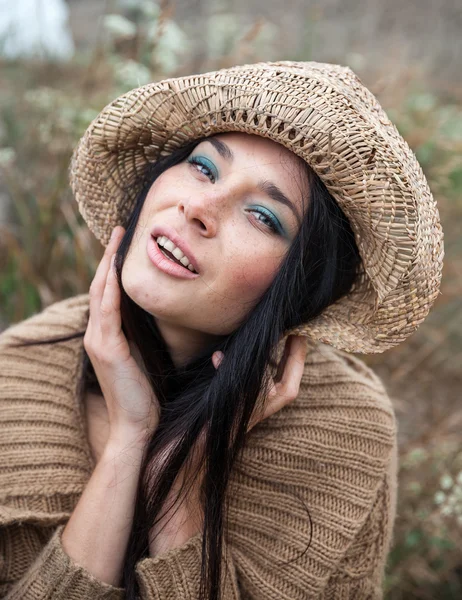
[7,134,362,600]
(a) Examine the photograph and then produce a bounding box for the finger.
[247,337,309,432]
[89,227,123,323]
[96,227,124,287]
[276,335,308,399]
[89,226,125,330]
[274,336,291,383]
[258,337,307,423]
[99,253,122,337]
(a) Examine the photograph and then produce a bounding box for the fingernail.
[213,351,224,369]
[110,227,119,240]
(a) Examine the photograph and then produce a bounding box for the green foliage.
[384,441,462,599]
[389,91,462,204]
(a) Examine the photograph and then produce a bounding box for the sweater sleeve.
[134,532,241,599]
[0,520,241,600]
[319,442,398,600]
[0,523,125,599]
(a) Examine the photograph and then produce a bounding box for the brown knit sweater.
[0,294,398,599]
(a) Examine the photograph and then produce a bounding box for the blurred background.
[0,0,461,597]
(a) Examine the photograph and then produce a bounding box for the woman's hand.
[213,334,309,432]
[84,225,160,444]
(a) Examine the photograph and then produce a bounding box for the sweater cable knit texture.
[0,294,398,599]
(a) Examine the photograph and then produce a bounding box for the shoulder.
[0,293,90,350]
[262,341,396,457]
[236,341,397,500]
[300,341,395,430]
[227,343,398,596]
[0,293,90,391]
[0,294,93,512]
[295,342,398,512]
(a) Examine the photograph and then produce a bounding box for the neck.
[154,319,221,369]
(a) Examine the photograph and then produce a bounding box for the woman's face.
[122,132,309,356]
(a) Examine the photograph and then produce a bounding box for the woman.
[0,61,444,600]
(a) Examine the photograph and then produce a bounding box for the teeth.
[164,239,176,253]
[156,235,197,273]
[172,246,184,261]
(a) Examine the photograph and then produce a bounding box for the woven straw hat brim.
[70,60,444,354]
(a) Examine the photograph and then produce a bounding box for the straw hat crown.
[70,60,444,354]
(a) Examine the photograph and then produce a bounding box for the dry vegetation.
[0,2,461,598]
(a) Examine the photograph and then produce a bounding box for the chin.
[121,275,241,335]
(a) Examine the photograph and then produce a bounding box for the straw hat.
[70,60,444,354]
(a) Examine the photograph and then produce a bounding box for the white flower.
[113,59,152,89]
[441,504,453,516]
[448,494,458,506]
[103,14,137,39]
[434,491,446,505]
[453,485,462,499]
[0,147,15,167]
[140,0,159,19]
[440,474,454,490]
[148,20,190,75]
[405,447,428,467]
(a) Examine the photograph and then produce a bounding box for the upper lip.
[150,224,200,274]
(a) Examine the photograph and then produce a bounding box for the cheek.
[223,253,282,301]
[139,174,176,218]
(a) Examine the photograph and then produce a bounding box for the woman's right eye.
[187,156,216,183]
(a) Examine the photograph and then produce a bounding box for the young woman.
[0,61,444,600]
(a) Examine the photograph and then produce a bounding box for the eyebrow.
[205,137,302,226]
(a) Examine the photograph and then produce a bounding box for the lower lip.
[147,236,199,280]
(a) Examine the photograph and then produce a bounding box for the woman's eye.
[186,156,282,236]
[187,157,216,183]
[249,209,281,235]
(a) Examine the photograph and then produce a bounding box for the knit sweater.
[0,294,398,599]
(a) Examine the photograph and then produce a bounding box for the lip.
[150,224,200,274]
[147,236,200,280]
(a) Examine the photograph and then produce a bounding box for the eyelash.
[186,156,281,235]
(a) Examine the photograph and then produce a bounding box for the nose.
[178,186,232,237]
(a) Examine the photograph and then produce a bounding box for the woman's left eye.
[187,157,216,183]
[249,208,281,235]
